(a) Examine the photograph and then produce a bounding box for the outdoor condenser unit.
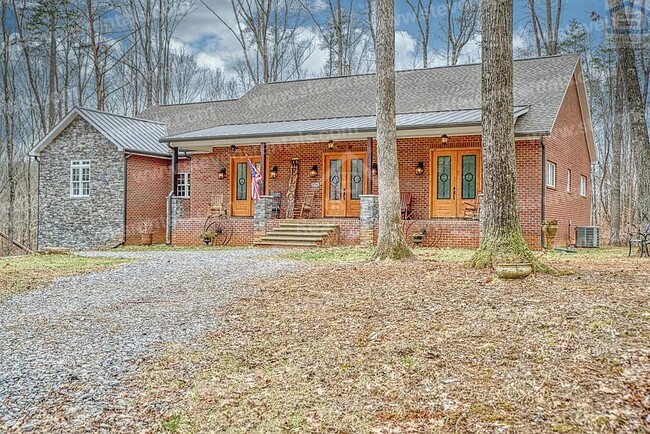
[575,226,599,248]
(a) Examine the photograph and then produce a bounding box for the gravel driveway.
[0,249,295,432]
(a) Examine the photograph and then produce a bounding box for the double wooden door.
[230,156,261,217]
[323,153,367,217]
[430,149,481,218]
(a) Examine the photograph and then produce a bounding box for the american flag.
[248,159,262,200]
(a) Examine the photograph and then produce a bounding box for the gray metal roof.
[30,107,169,157]
[165,107,530,142]
[144,54,580,141]
[78,108,168,155]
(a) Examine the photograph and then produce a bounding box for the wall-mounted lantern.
[230,144,237,155]
[441,134,449,144]
[415,162,424,176]
[309,165,318,177]
[372,162,378,176]
[270,166,278,179]
[218,167,226,179]
[328,140,334,150]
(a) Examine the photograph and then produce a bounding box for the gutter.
[114,153,132,248]
[540,136,546,249]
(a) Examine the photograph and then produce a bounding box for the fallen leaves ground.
[134,248,649,433]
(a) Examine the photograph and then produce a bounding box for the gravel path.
[0,249,295,432]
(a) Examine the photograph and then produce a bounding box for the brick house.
[32,54,595,250]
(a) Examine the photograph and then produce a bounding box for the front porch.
[165,134,542,249]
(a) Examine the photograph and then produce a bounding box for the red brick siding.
[543,75,593,247]
[125,155,170,244]
[172,136,547,249]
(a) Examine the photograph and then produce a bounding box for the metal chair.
[628,224,650,257]
[271,192,282,218]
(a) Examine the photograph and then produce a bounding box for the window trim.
[176,172,191,198]
[580,175,587,197]
[70,160,91,198]
[546,161,557,188]
[566,169,571,193]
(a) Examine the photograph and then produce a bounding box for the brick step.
[254,240,321,247]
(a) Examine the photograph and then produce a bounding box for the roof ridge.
[77,106,166,126]
[253,54,576,87]
[143,98,238,109]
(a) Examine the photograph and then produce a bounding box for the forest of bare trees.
[1,0,649,254]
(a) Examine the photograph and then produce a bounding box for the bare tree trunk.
[610,64,624,244]
[86,0,105,110]
[372,0,413,260]
[471,0,542,270]
[2,0,15,255]
[405,0,432,68]
[609,0,650,224]
[48,8,58,129]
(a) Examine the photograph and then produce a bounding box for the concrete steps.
[254,222,340,248]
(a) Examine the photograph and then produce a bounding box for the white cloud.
[395,30,417,69]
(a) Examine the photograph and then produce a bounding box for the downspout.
[34,155,41,251]
[166,145,178,245]
[540,136,546,249]
[114,153,132,248]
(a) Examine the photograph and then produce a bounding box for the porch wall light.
[218,167,227,179]
[372,162,378,176]
[309,165,318,177]
[230,144,237,155]
[327,140,334,150]
[441,134,449,144]
[270,166,278,179]
[415,162,424,176]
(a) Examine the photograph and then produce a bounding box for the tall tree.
[444,0,480,66]
[608,0,650,224]
[404,0,433,67]
[610,63,625,244]
[471,0,541,269]
[1,0,15,255]
[372,0,413,260]
[526,0,563,56]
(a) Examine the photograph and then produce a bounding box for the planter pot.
[495,263,532,279]
[203,237,213,246]
[543,224,558,250]
[140,233,153,246]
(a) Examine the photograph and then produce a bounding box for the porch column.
[254,195,274,241]
[366,137,373,194]
[360,194,379,247]
[171,146,179,195]
[260,142,267,194]
[166,146,179,245]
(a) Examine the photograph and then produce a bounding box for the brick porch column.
[360,195,379,247]
[254,195,274,241]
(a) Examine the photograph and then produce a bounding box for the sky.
[172,0,611,80]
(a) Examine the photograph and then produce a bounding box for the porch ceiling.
[162,106,530,148]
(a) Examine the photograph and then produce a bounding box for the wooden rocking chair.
[400,192,413,220]
[208,193,226,217]
[294,190,315,219]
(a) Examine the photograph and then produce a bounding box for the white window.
[566,169,572,193]
[176,173,190,197]
[70,160,90,197]
[546,161,556,188]
[580,175,587,197]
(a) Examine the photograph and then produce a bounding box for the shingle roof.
[138,100,239,135]
[143,54,580,141]
[30,107,169,157]
[165,107,530,142]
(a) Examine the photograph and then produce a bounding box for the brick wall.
[543,75,593,247]
[125,155,170,245]
[171,135,549,249]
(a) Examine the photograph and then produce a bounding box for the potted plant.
[200,230,216,246]
[137,220,155,246]
[542,219,559,250]
[494,257,533,279]
[410,227,427,247]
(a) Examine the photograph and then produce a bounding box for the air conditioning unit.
[576,226,599,248]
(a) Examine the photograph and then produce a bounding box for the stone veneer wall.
[38,117,125,249]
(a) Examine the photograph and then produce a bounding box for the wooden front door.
[430,149,481,218]
[230,156,261,217]
[323,153,366,217]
